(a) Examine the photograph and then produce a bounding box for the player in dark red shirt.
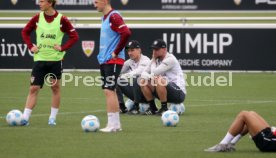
[21,0,78,126]
[22,6,78,51]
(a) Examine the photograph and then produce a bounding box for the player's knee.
[139,78,147,87]
[51,85,60,94]
[29,86,40,94]
[248,111,259,117]
[156,77,167,87]
[239,110,250,117]
[249,111,257,115]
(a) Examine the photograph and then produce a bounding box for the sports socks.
[161,101,168,109]
[148,99,158,111]
[49,107,59,120]
[230,134,242,145]
[134,102,140,110]
[220,132,234,144]
[119,103,127,111]
[23,108,32,121]
[113,112,121,128]
[107,112,121,128]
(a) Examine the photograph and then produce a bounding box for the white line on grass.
[1,97,275,118]
[188,98,276,102]
[189,100,276,107]
[0,96,99,100]
[0,109,105,119]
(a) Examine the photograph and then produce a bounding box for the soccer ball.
[6,109,23,126]
[168,103,185,115]
[125,99,134,111]
[161,110,179,127]
[139,103,149,114]
[81,115,100,132]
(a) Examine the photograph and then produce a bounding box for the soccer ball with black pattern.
[161,110,179,127]
[6,109,23,126]
[81,115,100,132]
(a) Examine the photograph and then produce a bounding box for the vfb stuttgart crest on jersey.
[11,0,18,5]
[234,0,242,5]
[82,41,95,57]
[121,0,129,5]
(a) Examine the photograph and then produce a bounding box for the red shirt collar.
[103,9,114,20]
[43,10,58,18]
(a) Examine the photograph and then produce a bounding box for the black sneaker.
[127,105,140,115]
[128,109,140,115]
[145,108,156,115]
[156,107,168,115]
[120,108,128,114]
[119,103,128,114]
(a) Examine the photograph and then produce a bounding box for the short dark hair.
[48,0,56,7]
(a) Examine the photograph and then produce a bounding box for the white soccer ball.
[125,99,134,111]
[168,103,185,115]
[6,109,23,126]
[139,103,150,114]
[161,110,179,127]
[81,115,100,132]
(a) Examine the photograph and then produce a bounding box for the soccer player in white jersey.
[140,39,186,115]
[116,40,150,114]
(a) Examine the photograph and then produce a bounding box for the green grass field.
[0,72,276,158]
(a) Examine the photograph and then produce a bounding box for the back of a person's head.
[97,0,111,4]
[48,0,57,7]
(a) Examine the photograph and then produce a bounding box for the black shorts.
[31,61,62,88]
[252,127,276,152]
[154,82,185,103]
[117,77,147,103]
[100,64,122,91]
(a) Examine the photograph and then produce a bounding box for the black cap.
[150,39,167,49]
[125,40,141,49]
